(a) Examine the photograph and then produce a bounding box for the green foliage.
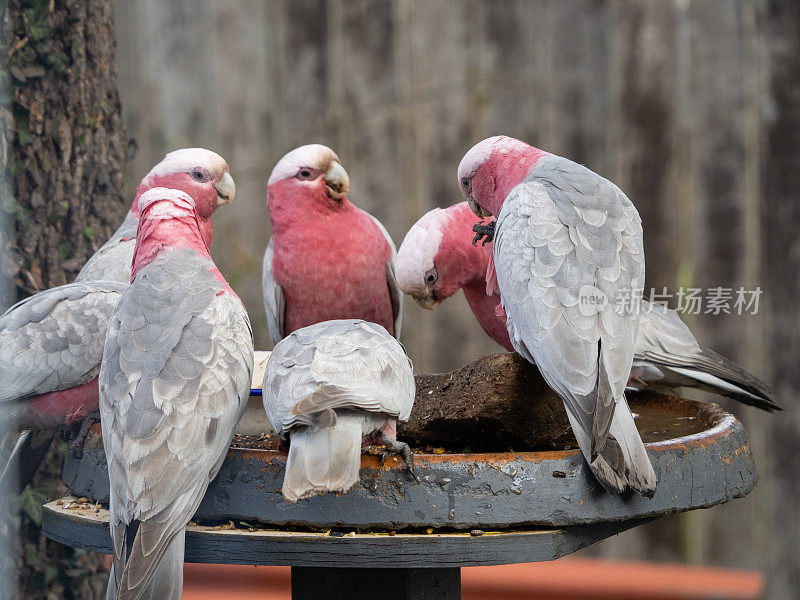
[57,242,72,260]
[46,51,69,74]
[1,195,29,224]
[16,117,34,147]
[16,487,46,525]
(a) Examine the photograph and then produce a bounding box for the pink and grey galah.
[262,319,415,502]
[457,135,656,497]
[0,149,237,484]
[262,144,402,344]
[77,148,235,284]
[396,201,777,412]
[100,186,253,600]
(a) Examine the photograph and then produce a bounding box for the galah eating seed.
[397,201,513,351]
[100,185,252,600]
[262,319,416,502]
[397,201,778,411]
[262,144,402,345]
[76,147,236,284]
[458,135,656,497]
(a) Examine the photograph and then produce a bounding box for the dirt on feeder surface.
[400,352,712,453]
[232,433,281,451]
[230,353,715,455]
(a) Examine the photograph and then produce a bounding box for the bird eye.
[190,169,207,182]
[461,177,471,189]
[297,168,314,180]
[424,268,438,286]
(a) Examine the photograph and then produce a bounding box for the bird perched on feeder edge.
[396,201,778,412]
[0,149,239,486]
[457,135,656,497]
[100,178,251,598]
[263,319,416,502]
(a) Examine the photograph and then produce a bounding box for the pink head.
[396,202,490,309]
[134,148,236,246]
[457,135,548,217]
[267,144,351,224]
[131,187,211,278]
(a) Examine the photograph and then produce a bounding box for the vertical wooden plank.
[761,1,800,596]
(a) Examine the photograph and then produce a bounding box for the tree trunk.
[1,1,130,597]
[1,0,131,306]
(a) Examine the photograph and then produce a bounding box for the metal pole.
[291,567,461,600]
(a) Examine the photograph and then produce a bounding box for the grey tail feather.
[282,416,363,502]
[674,346,779,412]
[590,344,617,461]
[568,394,657,499]
[0,429,30,488]
[111,520,185,600]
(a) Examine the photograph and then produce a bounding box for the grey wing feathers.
[367,214,403,338]
[262,319,414,436]
[100,249,253,598]
[262,238,286,346]
[495,156,654,495]
[0,281,126,405]
[635,301,777,411]
[76,210,138,283]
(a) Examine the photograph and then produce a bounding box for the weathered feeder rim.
[41,497,649,568]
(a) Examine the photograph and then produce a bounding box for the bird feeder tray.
[42,498,651,600]
[59,394,756,531]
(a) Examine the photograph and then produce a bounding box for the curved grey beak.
[467,197,492,219]
[213,171,236,206]
[413,290,439,310]
[324,161,350,200]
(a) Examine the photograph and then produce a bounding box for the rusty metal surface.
[41,498,648,567]
[62,397,757,530]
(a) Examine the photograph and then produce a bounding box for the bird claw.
[381,433,421,483]
[68,411,101,459]
[471,221,495,246]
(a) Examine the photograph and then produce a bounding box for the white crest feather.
[268,144,340,186]
[395,207,448,295]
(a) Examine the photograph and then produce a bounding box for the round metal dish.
[62,395,756,530]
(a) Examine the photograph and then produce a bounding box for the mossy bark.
[1,0,131,306]
[1,1,130,597]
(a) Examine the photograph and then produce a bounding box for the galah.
[397,201,778,411]
[262,319,415,502]
[262,144,401,345]
[0,280,127,480]
[0,149,237,486]
[100,186,253,600]
[77,148,234,284]
[397,201,513,350]
[458,135,655,496]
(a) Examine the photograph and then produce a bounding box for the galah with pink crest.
[100,186,253,600]
[262,144,401,344]
[0,149,237,485]
[457,135,656,497]
[396,201,777,411]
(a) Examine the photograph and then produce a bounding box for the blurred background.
[2,0,799,598]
